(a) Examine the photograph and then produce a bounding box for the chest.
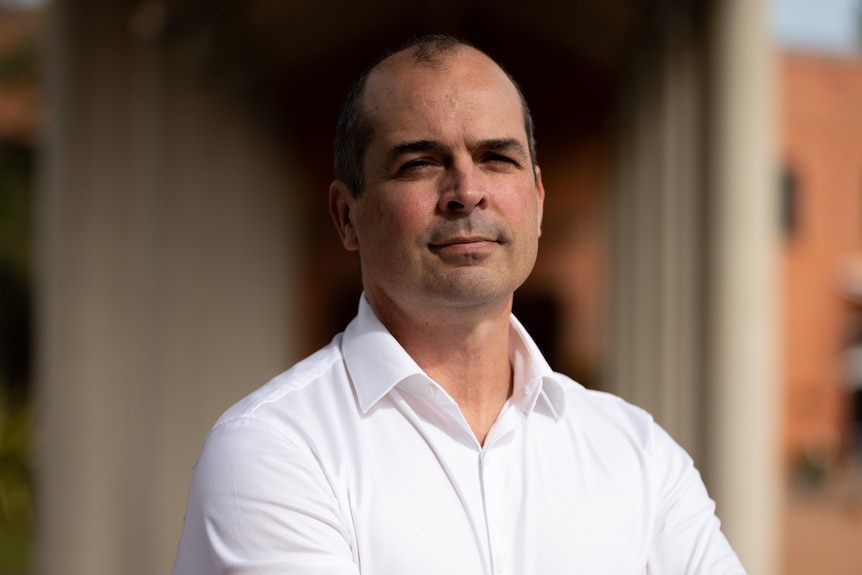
[323,399,655,575]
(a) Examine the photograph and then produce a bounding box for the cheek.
[500,189,539,228]
[358,193,430,247]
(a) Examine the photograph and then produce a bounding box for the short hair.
[333,34,537,197]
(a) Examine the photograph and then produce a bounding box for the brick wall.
[780,51,862,471]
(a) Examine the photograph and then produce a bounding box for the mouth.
[429,235,497,249]
[428,236,498,262]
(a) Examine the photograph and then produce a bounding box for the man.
[173,35,746,574]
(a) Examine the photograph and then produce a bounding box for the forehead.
[361,47,525,140]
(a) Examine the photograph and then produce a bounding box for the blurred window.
[780,165,798,236]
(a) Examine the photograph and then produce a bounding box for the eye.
[482,152,520,168]
[403,158,433,169]
[395,158,437,177]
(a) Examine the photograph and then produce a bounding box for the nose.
[438,164,487,214]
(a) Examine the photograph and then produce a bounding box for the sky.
[773,0,862,53]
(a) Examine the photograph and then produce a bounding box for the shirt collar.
[342,293,566,420]
[343,295,427,413]
[508,313,566,420]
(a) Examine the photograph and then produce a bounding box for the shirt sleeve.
[646,424,747,574]
[172,417,360,575]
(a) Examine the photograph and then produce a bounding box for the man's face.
[331,47,545,319]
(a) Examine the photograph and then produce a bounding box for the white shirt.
[173,295,745,574]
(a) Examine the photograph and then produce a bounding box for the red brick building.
[780,51,862,470]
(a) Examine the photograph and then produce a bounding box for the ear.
[329,180,360,251]
[534,165,546,238]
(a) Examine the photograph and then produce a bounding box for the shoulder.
[205,334,353,449]
[176,339,360,571]
[557,375,654,428]
[551,374,682,458]
[550,375,708,509]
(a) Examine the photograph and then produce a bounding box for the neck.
[369,293,514,445]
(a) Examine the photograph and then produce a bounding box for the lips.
[426,220,507,248]
[427,231,501,264]
[429,235,496,248]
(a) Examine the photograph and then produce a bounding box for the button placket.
[494,553,505,573]
[481,446,508,575]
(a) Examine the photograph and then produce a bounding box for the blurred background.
[0,0,859,573]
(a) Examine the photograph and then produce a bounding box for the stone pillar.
[36,1,300,573]
[706,0,780,573]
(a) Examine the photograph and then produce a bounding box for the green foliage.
[0,143,32,280]
[0,391,31,572]
[0,140,34,574]
[0,12,37,573]
[0,38,36,89]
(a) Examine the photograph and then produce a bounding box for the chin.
[426,281,516,309]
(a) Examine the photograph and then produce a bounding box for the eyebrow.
[389,140,446,159]
[479,138,528,159]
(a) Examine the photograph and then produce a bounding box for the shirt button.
[426,383,437,398]
[494,554,504,573]
[483,453,491,467]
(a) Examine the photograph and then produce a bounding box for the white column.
[36,2,301,573]
[707,1,780,573]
